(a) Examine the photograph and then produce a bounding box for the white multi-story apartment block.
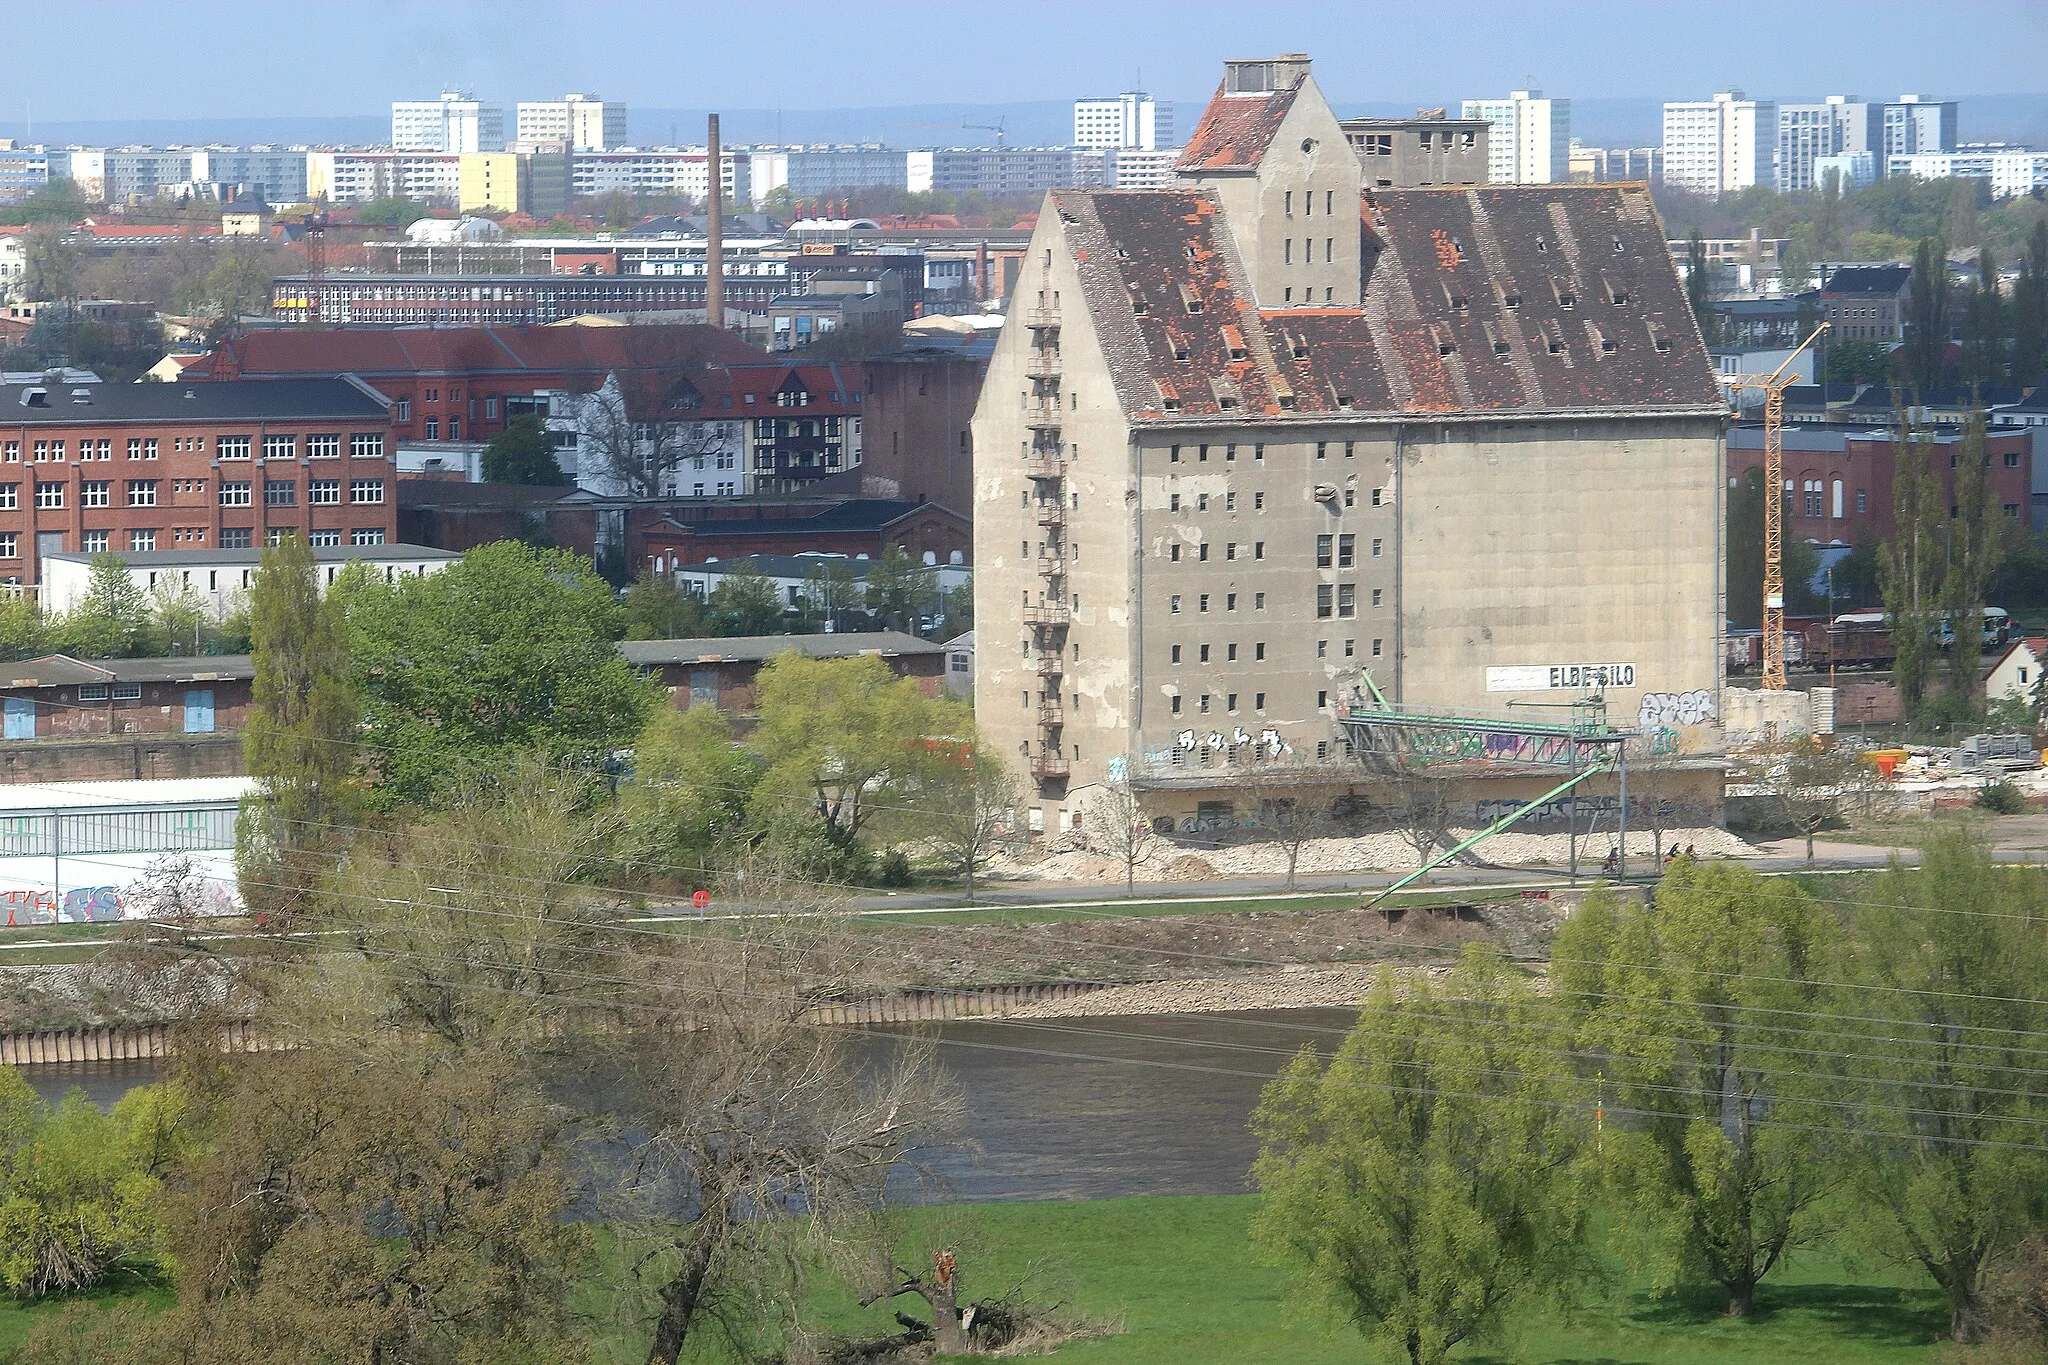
[1459,90,1569,183]
[568,150,750,205]
[1105,147,1182,190]
[1662,91,1776,196]
[56,149,194,202]
[1884,96,1958,160]
[391,92,506,154]
[906,148,1095,195]
[1813,151,1878,190]
[1892,146,2048,199]
[1073,93,1172,150]
[307,151,462,203]
[515,94,627,152]
[187,148,310,204]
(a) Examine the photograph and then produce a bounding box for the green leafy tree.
[348,541,655,807]
[705,561,785,637]
[796,558,862,633]
[1252,948,1592,1365]
[1880,401,1945,715]
[0,593,48,662]
[864,545,940,634]
[1902,236,1953,393]
[481,413,570,485]
[146,577,206,657]
[747,651,967,855]
[618,704,759,883]
[1844,833,2048,1343]
[240,536,361,917]
[57,553,150,659]
[622,572,704,640]
[1813,167,1846,257]
[1824,338,1893,385]
[354,196,429,229]
[1554,866,1845,1316]
[0,1068,188,1296]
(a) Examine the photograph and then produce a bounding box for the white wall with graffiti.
[0,778,251,927]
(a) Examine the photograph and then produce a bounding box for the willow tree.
[1554,866,1847,1316]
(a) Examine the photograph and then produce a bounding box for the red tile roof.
[1176,78,1301,171]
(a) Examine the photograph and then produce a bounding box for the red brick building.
[1728,422,2034,545]
[842,347,988,515]
[202,324,761,446]
[0,379,398,584]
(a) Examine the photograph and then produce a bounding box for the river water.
[23,1008,1358,1203]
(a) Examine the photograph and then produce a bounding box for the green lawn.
[794,1196,1946,1365]
[0,1198,1954,1363]
[0,1268,173,1355]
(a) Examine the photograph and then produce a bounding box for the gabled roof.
[648,498,962,539]
[1991,637,2048,675]
[1177,77,1301,171]
[1821,264,1910,296]
[1056,182,1721,422]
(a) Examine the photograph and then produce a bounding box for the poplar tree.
[1879,400,1944,716]
[1943,404,2005,704]
[1902,236,1952,394]
[240,535,359,916]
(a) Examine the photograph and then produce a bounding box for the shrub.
[876,849,913,887]
[1976,779,2027,815]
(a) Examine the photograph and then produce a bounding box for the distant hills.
[5,94,2045,155]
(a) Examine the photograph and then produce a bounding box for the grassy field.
[0,1196,1954,1363]
[0,1268,172,1355]
[794,1196,1948,1365]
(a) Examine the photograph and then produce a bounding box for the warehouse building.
[972,54,1727,834]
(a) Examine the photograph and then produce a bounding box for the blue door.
[2,697,31,740]
[182,689,214,734]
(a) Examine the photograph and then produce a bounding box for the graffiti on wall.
[1638,690,1716,730]
[1,886,123,926]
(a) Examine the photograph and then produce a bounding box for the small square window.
[1171,695,1183,715]
[1254,491,1266,510]
[1227,643,1238,661]
[1199,644,1210,663]
[1199,594,1210,613]
[1372,639,1384,657]
[1172,645,1182,663]
[1317,691,1328,709]
[1372,538,1383,557]
[1371,487,1383,506]
[1255,592,1265,609]
[1170,595,1182,614]
[1255,643,1266,660]
[1255,692,1266,710]
[1226,593,1237,611]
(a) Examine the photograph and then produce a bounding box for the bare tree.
[929,744,1018,903]
[602,891,964,1365]
[1242,762,1329,891]
[1739,738,1869,865]
[1384,768,1456,881]
[571,371,732,499]
[1084,771,1153,897]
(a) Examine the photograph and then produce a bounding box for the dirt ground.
[855,893,1575,994]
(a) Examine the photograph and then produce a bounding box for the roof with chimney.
[1052,181,1722,423]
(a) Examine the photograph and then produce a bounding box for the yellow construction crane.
[1723,322,1829,691]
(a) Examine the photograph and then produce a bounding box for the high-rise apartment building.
[973,54,1724,832]
[1776,96,1882,192]
[1459,90,1569,183]
[515,94,628,152]
[1662,91,1775,196]
[1884,95,1957,160]
[391,91,506,154]
[1073,93,1172,150]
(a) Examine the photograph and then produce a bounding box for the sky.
[3,0,2043,123]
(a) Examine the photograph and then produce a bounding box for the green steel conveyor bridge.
[1334,675,1638,903]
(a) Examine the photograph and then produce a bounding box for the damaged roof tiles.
[1060,182,1724,422]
